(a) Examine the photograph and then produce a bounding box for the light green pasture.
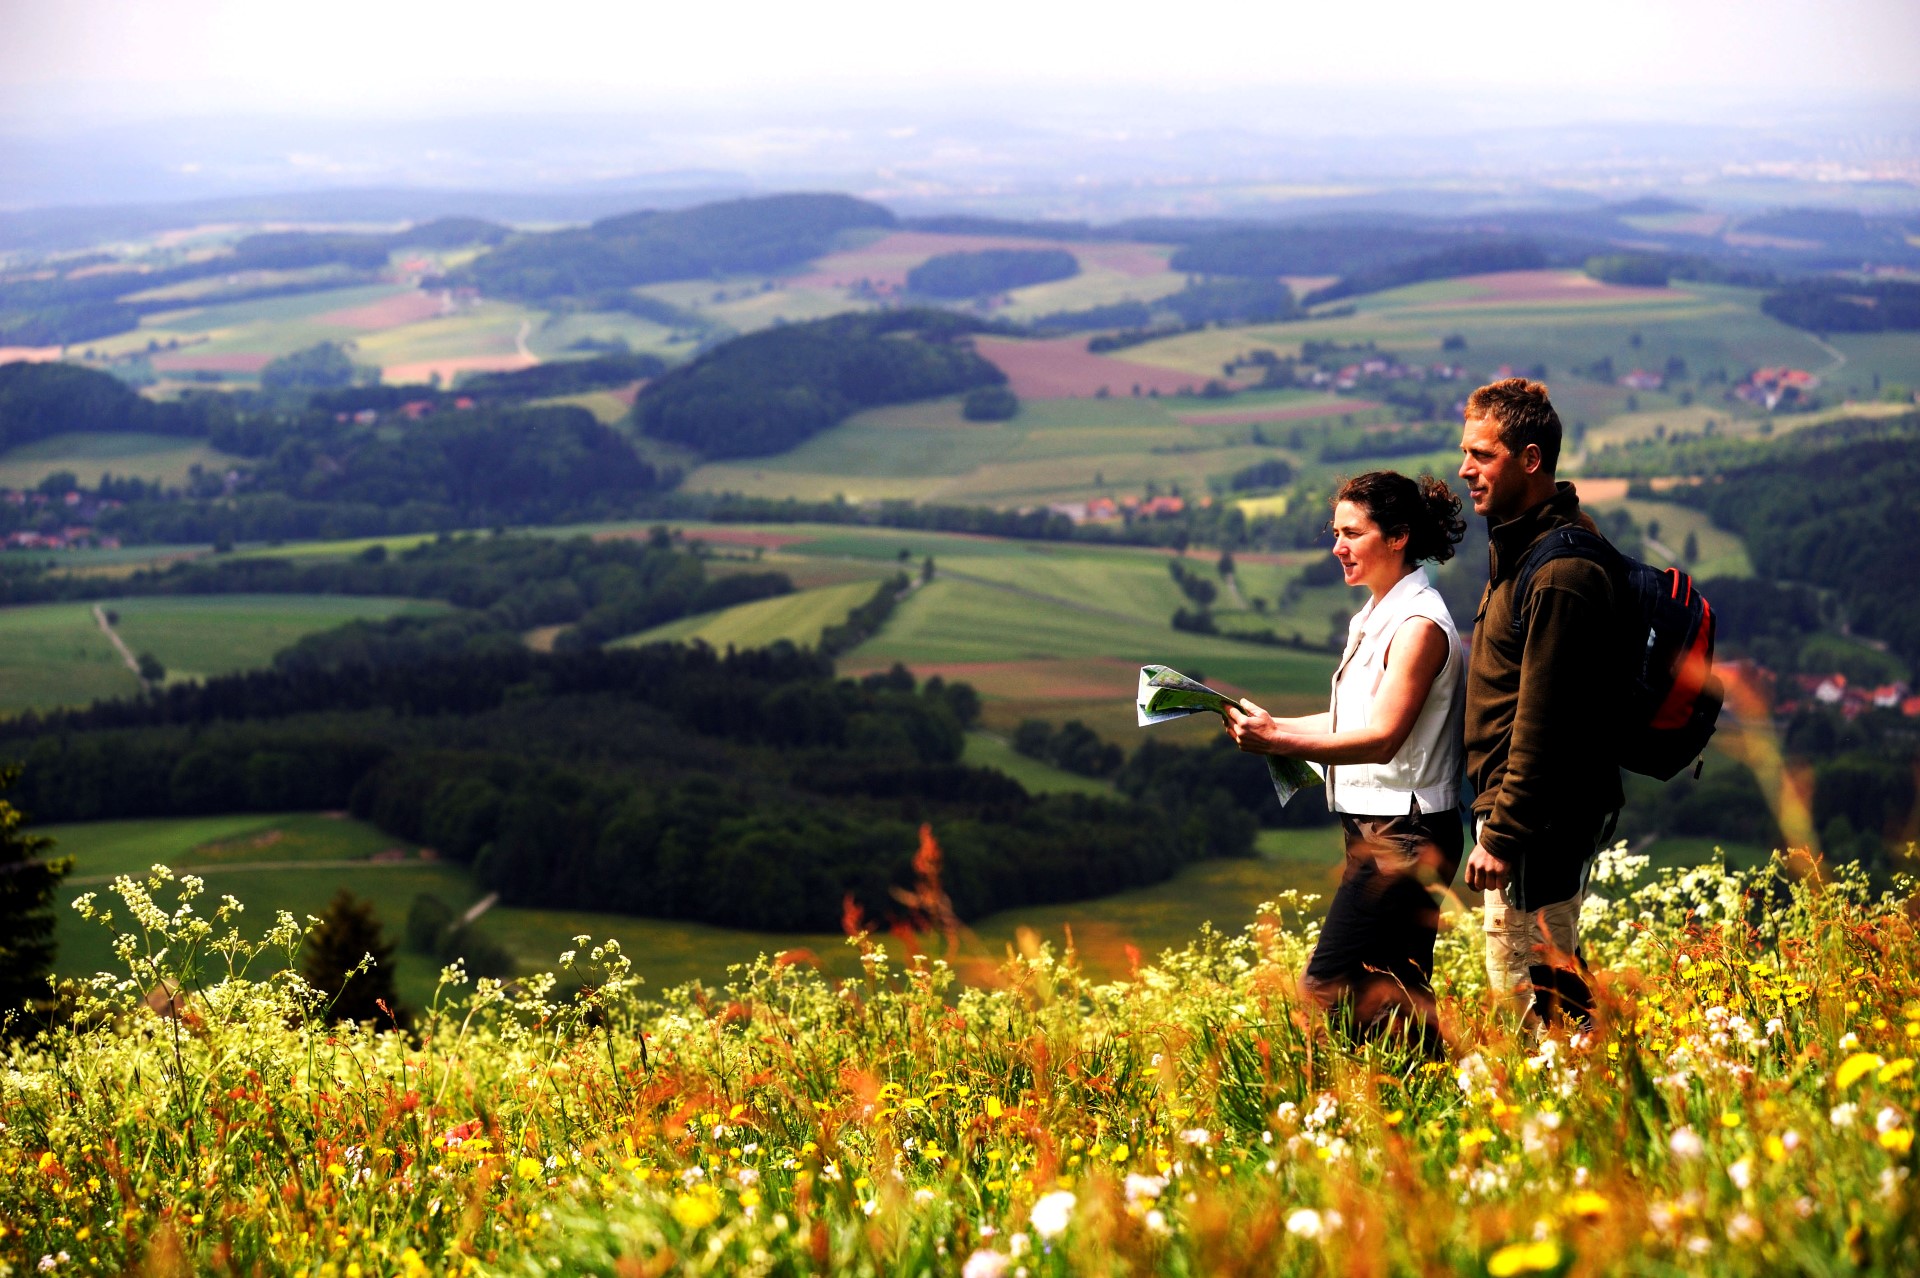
[850,575,1333,701]
[0,432,246,490]
[0,602,139,712]
[991,264,1188,322]
[0,594,451,716]
[353,302,536,369]
[522,310,684,362]
[959,732,1117,798]
[108,594,449,682]
[619,579,882,650]
[682,390,1373,508]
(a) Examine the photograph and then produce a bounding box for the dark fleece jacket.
[1466,481,1624,909]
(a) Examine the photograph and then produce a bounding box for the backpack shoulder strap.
[1509,526,1617,638]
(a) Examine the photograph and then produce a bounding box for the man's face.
[1458,415,1536,521]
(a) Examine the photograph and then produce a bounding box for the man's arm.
[1474,561,1616,873]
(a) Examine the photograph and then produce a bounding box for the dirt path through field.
[92,604,147,691]
[459,892,500,926]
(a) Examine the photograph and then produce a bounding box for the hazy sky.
[4,0,1917,126]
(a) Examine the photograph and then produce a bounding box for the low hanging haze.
[1,0,1916,212]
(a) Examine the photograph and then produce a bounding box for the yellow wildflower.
[1487,1240,1562,1276]
[1881,1128,1914,1155]
[516,1158,543,1182]
[1566,1191,1609,1219]
[1878,1058,1915,1083]
[1837,1053,1887,1089]
[670,1193,721,1230]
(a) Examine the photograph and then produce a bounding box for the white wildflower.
[961,1251,1009,1278]
[1286,1208,1325,1239]
[1124,1173,1167,1205]
[1029,1190,1075,1239]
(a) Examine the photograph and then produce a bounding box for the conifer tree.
[301,889,403,1026]
[0,766,69,1035]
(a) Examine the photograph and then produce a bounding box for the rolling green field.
[535,519,1348,733]
[522,308,686,362]
[351,300,539,379]
[110,593,449,682]
[1606,496,1753,579]
[45,812,478,1009]
[622,578,886,650]
[0,432,247,490]
[992,260,1187,321]
[42,808,1349,999]
[86,283,406,360]
[76,283,545,385]
[682,389,1387,507]
[671,272,1901,520]
[0,594,447,712]
[1125,274,1869,446]
[0,602,138,713]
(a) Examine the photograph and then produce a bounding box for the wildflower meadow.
[3,842,1917,1276]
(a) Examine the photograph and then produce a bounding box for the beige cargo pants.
[1479,816,1611,1025]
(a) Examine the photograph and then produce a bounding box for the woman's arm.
[1223,619,1448,765]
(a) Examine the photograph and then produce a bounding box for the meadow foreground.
[3,846,1917,1276]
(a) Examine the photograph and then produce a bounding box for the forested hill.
[906,248,1080,298]
[0,359,670,542]
[0,642,1247,931]
[447,193,896,302]
[1170,224,1562,304]
[0,360,228,449]
[1672,414,1920,670]
[633,308,1008,458]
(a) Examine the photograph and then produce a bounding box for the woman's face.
[1330,499,1409,593]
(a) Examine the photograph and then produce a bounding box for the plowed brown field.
[973,336,1204,399]
[316,291,447,330]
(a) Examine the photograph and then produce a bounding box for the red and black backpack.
[1511,526,1723,780]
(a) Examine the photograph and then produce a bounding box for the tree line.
[0,641,1247,931]
[906,249,1079,298]
[445,194,895,302]
[633,308,1010,458]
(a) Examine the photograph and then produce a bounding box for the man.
[1457,378,1621,1028]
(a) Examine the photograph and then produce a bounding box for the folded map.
[1135,664,1324,807]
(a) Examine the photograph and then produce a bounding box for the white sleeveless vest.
[1324,566,1465,817]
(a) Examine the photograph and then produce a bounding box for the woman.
[1224,471,1467,1049]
